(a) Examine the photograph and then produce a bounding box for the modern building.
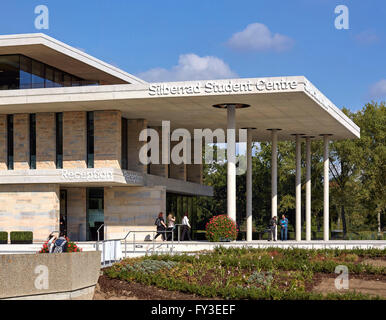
[0,33,359,242]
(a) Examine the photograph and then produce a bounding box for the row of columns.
[225,106,331,241]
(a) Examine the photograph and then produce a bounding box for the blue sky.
[1,0,385,111]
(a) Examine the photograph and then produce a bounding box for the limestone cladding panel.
[127,119,147,173]
[65,188,87,241]
[14,114,30,170]
[0,184,59,242]
[149,126,168,177]
[36,112,56,169]
[94,110,121,168]
[0,115,6,170]
[104,186,166,239]
[187,140,203,184]
[63,111,87,168]
[169,140,187,180]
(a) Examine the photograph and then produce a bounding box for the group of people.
[269,214,289,241]
[46,232,68,253]
[154,212,192,241]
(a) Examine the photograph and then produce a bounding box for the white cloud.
[226,23,294,52]
[137,54,237,82]
[355,30,379,45]
[369,79,386,99]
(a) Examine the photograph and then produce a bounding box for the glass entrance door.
[86,188,104,241]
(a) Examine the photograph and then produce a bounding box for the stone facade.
[94,110,121,168]
[13,114,30,170]
[149,126,168,177]
[127,119,147,173]
[104,186,166,240]
[65,188,87,241]
[63,111,87,169]
[0,115,6,170]
[0,184,59,241]
[36,112,56,169]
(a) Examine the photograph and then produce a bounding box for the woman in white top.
[181,212,192,241]
[166,213,176,241]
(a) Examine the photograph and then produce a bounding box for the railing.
[122,229,175,258]
[96,224,104,251]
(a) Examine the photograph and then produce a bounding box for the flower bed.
[205,215,238,242]
[38,237,82,253]
[104,247,386,300]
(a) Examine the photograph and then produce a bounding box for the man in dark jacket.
[269,216,277,241]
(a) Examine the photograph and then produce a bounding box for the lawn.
[103,247,386,300]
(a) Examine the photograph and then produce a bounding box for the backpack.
[53,238,67,253]
[154,218,161,227]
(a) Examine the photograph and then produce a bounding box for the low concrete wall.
[0,251,100,300]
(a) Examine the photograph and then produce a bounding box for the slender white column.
[271,130,278,218]
[295,135,302,241]
[323,135,330,241]
[246,128,252,241]
[271,130,278,241]
[305,137,312,241]
[227,105,236,222]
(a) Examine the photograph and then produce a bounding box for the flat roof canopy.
[0,33,146,85]
[0,76,360,141]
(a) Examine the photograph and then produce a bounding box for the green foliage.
[10,231,33,243]
[205,215,238,241]
[197,102,386,235]
[0,231,7,243]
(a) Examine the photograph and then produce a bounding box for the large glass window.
[29,114,36,169]
[121,118,128,170]
[0,54,99,90]
[0,55,19,90]
[7,115,13,170]
[56,113,63,169]
[87,111,94,168]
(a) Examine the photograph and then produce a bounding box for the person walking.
[166,213,176,241]
[279,214,289,241]
[181,212,192,241]
[269,216,277,241]
[154,212,167,241]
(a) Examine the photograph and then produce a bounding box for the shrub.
[205,215,238,242]
[0,231,8,244]
[10,231,33,244]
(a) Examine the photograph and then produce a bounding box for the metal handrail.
[96,224,105,251]
[122,229,174,258]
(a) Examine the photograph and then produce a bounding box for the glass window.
[29,114,36,169]
[87,112,94,168]
[7,115,14,170]
[86,188,104,241]
[56,113,63,168]
[54,69,63,87]
[0,55,19,90]
[63,73,72,87]
[121,118,128,170]
[20,56,32,89]
[31,60,45,89]
[45,66,54,88]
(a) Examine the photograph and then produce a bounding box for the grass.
[104,247,386,300]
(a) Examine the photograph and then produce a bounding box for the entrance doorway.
[86,188,104,241]
[59,190,67,236]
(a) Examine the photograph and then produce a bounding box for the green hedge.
[0,231,7,244]
[10,231,33,244]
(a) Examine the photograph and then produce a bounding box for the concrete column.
[227,105,236,222]
[295,134,302,241]
[323,135,330,241]
[246,128,252,241]
[305,137,312,241]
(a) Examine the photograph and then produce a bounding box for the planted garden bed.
[103,247,386,300]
